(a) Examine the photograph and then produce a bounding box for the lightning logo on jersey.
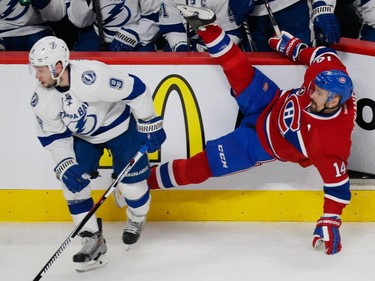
[60,99,98,135]
[82,70,97,85]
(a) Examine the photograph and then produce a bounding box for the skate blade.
[124,244,131,251]
[75,255,108,273]
[176,5,215,19]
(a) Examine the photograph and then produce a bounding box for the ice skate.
[176,5,216,31]
[122,213,146,250]
[75,254,108,273]
[73,219,108,273]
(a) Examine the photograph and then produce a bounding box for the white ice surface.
[1,221,374,281]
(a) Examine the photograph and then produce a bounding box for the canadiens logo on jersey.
[277,89,306,156]
[279,91,301,135]
[81,70,97,85]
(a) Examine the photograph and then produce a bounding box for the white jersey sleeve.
[251,0,306,16]
[30,86,76,165]
[66,0,96,28]
[70,60,155,121]
[159,0,189,50]
[38,0,66,22]
[250,0,337,16]
[356,0,375,27]
[125,0,160,45]
[0,0,65,37]
[67,0,159,44]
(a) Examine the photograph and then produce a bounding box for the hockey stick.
[243,19,256,52]
[32,144,148,281]
[263,0,281,37]
[185,0,191,51]
[93,0,105,50]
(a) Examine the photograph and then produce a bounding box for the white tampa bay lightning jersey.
[159,0,242,50]
[355,0,375,27]
[67,0,159,44]
[250,0,335,16]
[30,60,155,164]
[0,0,66,37]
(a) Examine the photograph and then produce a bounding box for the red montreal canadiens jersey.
[257,47,356,187]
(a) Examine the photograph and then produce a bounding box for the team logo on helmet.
[49,41,57,50]
[30,93,39,107]
[339,76,346,83]
[82,70,97,85]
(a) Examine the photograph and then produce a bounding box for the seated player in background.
[229,0,341,51]
[159,0,242,52]
[355,0,375,42]
[0,0,66,51]
[66,0,160,51]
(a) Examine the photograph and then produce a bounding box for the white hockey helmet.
[29,36,69,81]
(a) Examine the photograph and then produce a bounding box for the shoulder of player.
[72,59,135,88]
[69,60,110,87]
[69,60,137,101]
[205,0,231,8]
[69,59,127,81]
[30,85,61,115]
[70,59,108,72]
[31,85,60,104]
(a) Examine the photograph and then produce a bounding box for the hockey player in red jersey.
[148,6,357,255]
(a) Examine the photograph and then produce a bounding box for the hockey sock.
[68,198,99,233]
[198,25,254,96]
[323,197,346,215]
[148,151,213,189]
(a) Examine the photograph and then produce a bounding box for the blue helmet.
[314,70,353,104]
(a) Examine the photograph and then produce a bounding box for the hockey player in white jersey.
[229,0,341,51]
[159,0,242,52]
[28,36,166,272]
[355,0,375,42]
[66,0,160,51]
[0,0,66,51]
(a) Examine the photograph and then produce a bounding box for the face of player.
[309,84,339,113]
[33,66,57,89]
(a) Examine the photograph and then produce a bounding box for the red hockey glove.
[312,216,342,255]
[268,31,307,62]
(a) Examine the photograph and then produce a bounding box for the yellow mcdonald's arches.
[99,74,205,167]
[150,74,205,161]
